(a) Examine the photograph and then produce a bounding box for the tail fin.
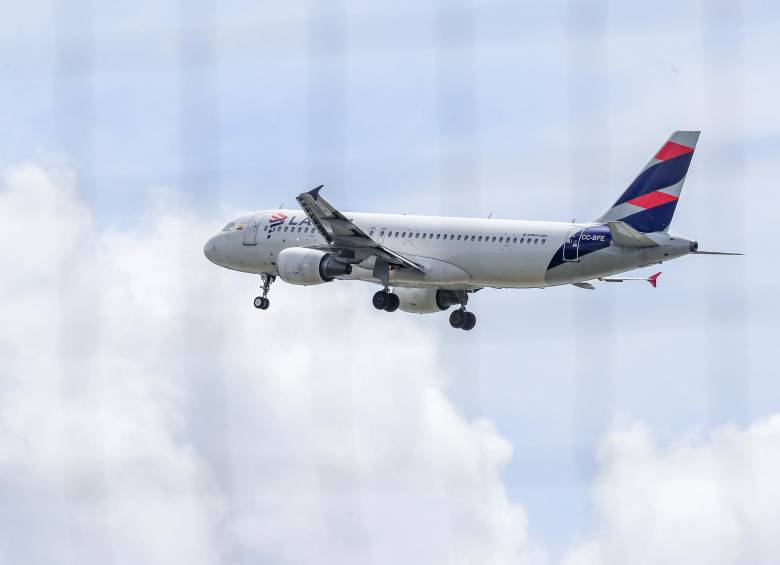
[597,130,700,232]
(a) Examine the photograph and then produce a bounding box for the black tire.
[462,311,477,331]
[259,297,270,310]
[253,296,264,309]
[384,293,400,312]
[449,309,466,329]
[372,291,388,310]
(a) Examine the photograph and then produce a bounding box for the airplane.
[204,131,740,330]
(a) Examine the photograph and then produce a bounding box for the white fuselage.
[205,209,695,289]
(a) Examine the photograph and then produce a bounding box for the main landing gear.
[448,292,476,331]
[372,288,399,312]
[449,308,476,331]
[253,274,275,310]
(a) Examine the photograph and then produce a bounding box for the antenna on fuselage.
[487,211,494,219]
[279,202,284,209]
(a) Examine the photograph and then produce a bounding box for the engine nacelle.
[277,247,352,285]
[394,288,462,314]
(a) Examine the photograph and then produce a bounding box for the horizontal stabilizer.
[607,221,659,248]
[598,271,661,287]
[692,250,744,256]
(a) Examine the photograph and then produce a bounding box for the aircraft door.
[563,228,583,262]
[243,215,260,246]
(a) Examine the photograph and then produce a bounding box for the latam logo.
[267,212,288,238]
[269,212,288,227]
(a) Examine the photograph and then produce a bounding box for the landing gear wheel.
[384,293,400,312]
[254,296,270,310]
[373,290,389,310]
[461,311,477,331]
[449,309,466,329]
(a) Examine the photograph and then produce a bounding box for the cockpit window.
[222,222,236,231]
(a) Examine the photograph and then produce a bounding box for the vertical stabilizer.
[597,131,699,232]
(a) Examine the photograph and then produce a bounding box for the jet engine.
[394,287,462,314]
[277,247,352,285]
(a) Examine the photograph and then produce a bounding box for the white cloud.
[0,161,544,565]
[560,416,780,565]
[4,159,780,565]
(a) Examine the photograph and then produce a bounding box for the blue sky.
[2,1,780,563]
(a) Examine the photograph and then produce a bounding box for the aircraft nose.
[204,236,218,264]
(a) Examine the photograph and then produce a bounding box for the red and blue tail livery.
[598,130,699,233]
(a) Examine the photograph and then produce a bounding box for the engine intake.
[277,247,352,285]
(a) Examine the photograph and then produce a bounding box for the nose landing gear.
[253,274,275,310]
[372,288,400,312]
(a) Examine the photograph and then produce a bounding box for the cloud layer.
[0,162,542,565]
[562,418,780,565]
[2,161,779,565]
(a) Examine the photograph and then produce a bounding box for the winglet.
[648,272,661,288]
[308,185,324,199]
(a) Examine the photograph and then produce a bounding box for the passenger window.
[415,233,420,238]
[450,234,454,240]
[470,235,475,241]
[436,234,441,240]
[263,225,268,231]
[534,238,539,244]
[542,238,546,244]
[422,233,427,239]
[394,232,399,237]
[284,226,288,232]
[527,239,532,244]
[298,227,302,232]
[512,237,517,243]
[457,235,461,240]
[402,232,406,237]
[380,230,385,237]
[499,237,503,242]
[478,236,483,242]
[519,237,524,243]
[492,236,496,242]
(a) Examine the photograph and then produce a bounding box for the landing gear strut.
[253,274,275,310]
[448,293,476,331]
[373,288,399,312]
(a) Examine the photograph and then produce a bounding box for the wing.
[296,186,425,272]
